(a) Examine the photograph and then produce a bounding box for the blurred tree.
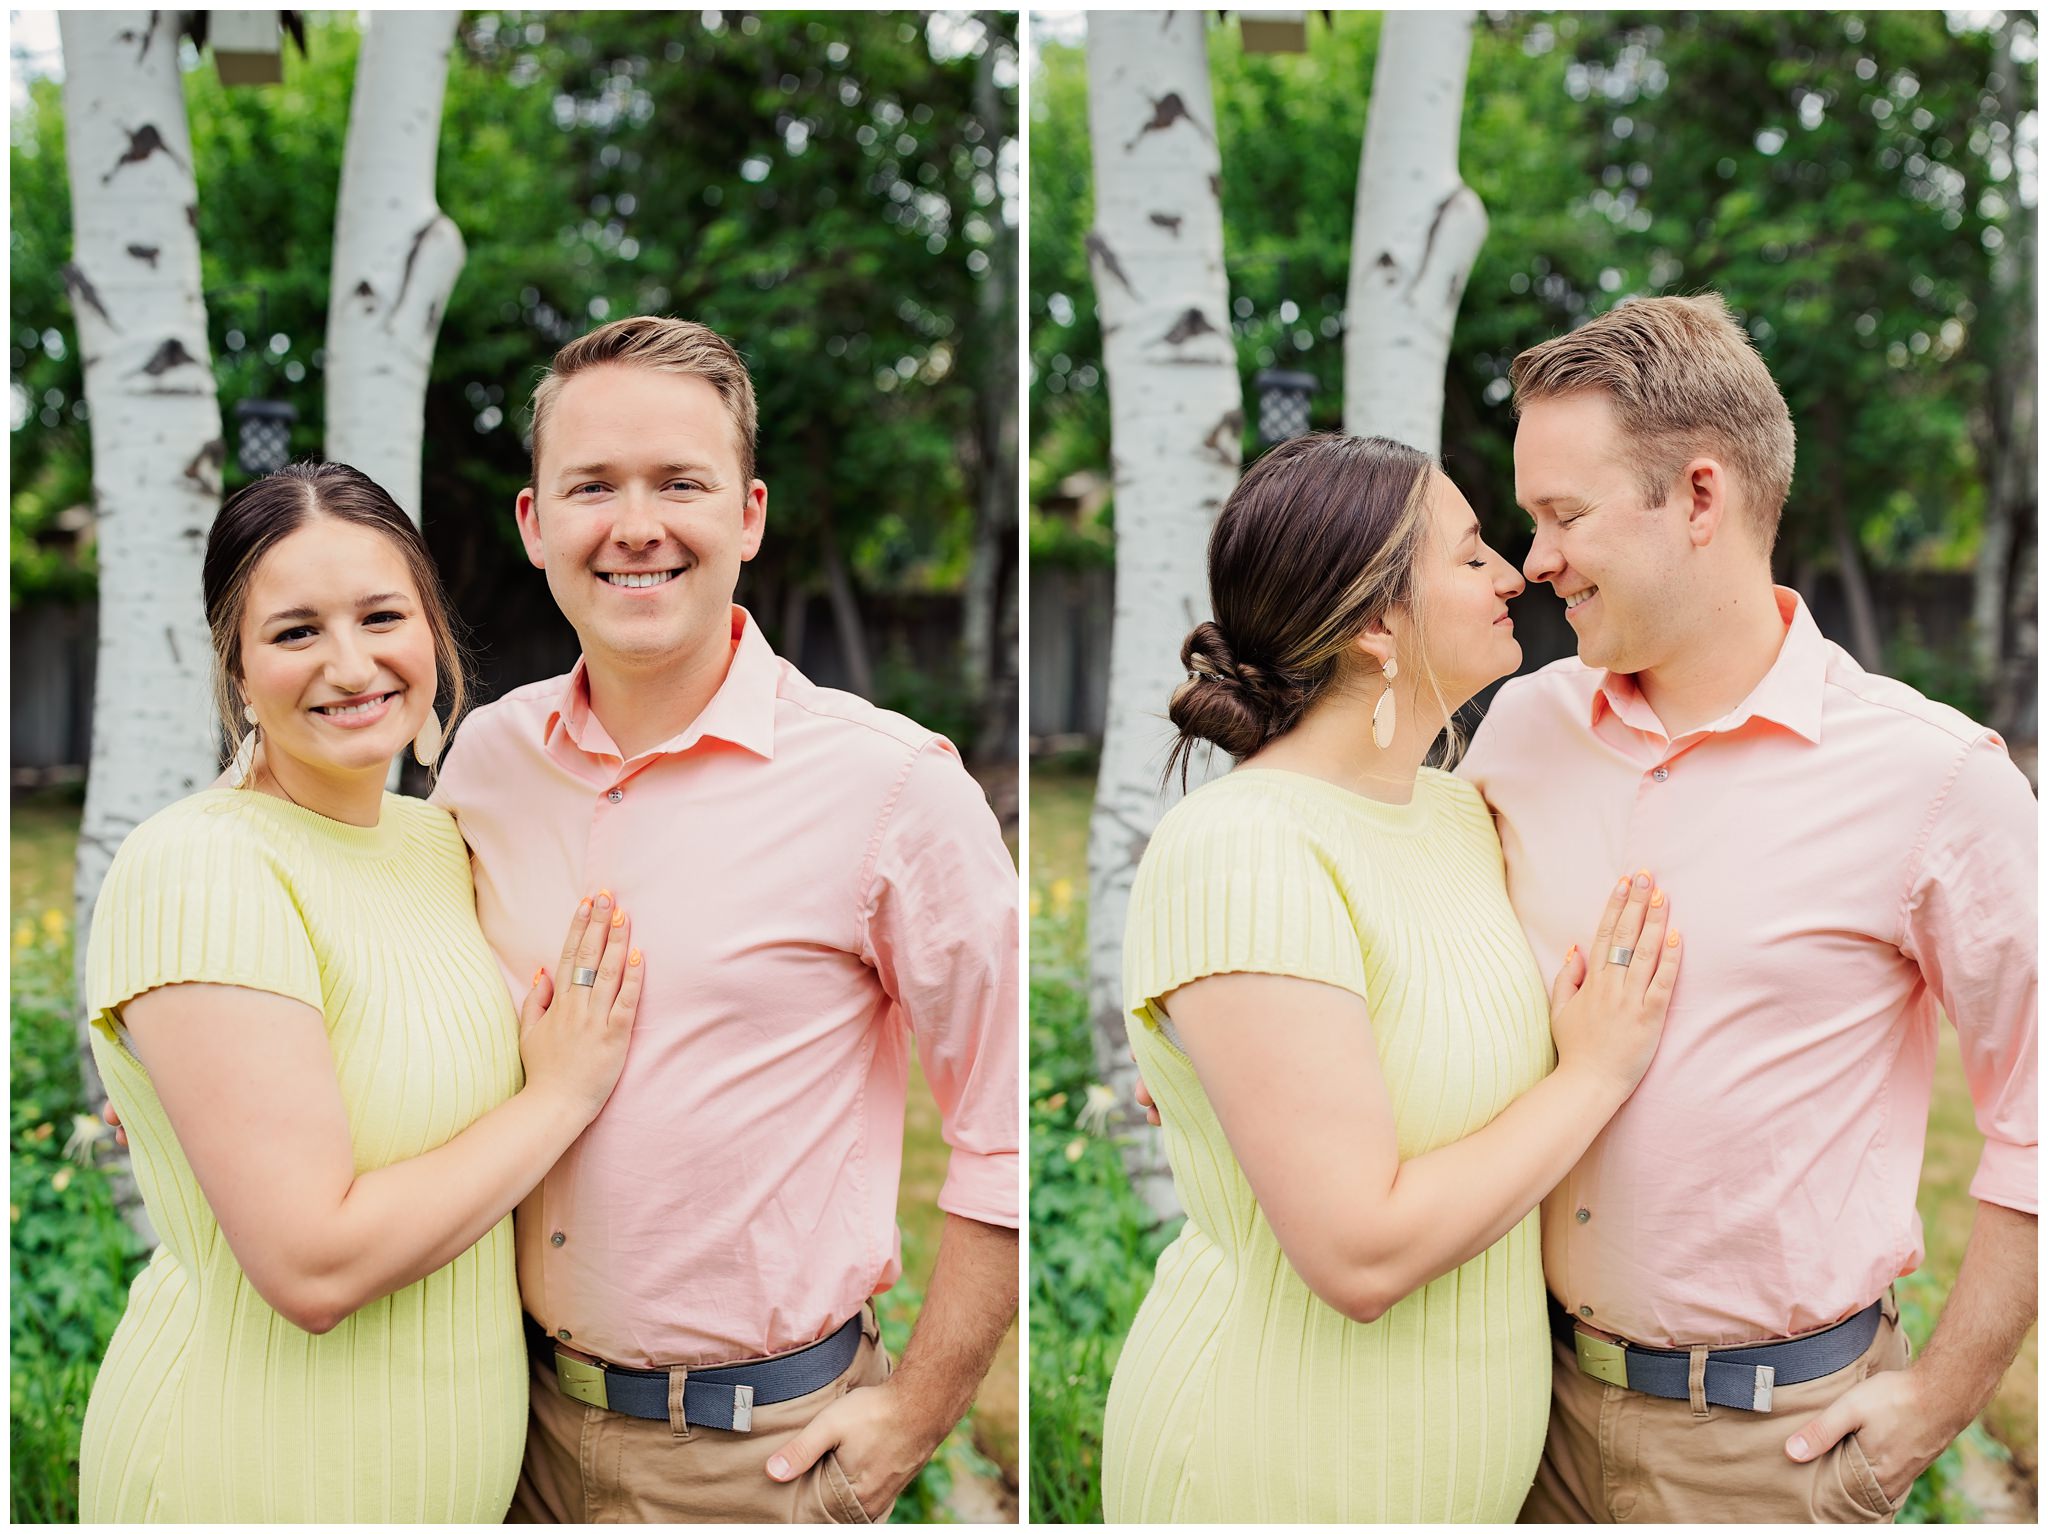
[13,11,1017,750]
[324,10,466,524]
[1081,11,1242,1221]
[1343,10,1486,455]
[58,11,224,1127]
[1030,12,2033,707]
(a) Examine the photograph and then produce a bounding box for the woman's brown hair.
[1165,432,1436,789]
[202,461,471,776]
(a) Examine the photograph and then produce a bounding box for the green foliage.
[10,9,1016,707]
[1894,1268,2007,1524]
[1029,11,2032,610]
[8,910,150,1524]
[1026,881,1178,1524]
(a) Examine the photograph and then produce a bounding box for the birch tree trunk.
[1084,11,1241,1220]
[62,12,224,1147]
[1342,10,1487,456]
[324,10,466,524]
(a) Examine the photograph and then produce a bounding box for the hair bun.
[1168,621,1306,764]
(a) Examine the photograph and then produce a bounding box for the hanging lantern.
[235,398,298,477]
[1253,368,1317,445]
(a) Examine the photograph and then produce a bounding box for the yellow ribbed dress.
[1103,767,1556,1522]
[80,788,528,1522]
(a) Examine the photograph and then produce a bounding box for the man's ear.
[739,480,768,563]
[515,486,547,570]
[1679,458,1729,549]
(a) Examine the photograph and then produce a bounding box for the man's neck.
[584,634,737,761]
[1634,578,1789,739]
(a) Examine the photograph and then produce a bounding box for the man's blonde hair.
[528,315,760,484]
[1509,293,1796,544]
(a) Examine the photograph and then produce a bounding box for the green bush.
[9,911,149,1524]
[1026,895,1178,1523]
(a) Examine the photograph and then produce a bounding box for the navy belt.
[1548,1295,1884,1413]
[524,1313,862,1431]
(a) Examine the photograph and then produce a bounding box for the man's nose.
[1522,529,1560,586]
[611,490,664,546]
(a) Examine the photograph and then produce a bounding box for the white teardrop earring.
[1372,658,1399,750]
[413,709,444,769]
[232,703,260,786]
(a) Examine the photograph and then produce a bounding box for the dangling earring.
[413,709,444,769]
[1372,658,1399,750]
[232,703,260,786]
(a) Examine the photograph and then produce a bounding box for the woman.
[1102,433,1682,1522]
[80,462,643,1521]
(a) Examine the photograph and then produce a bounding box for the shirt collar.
[1591,586,1827,746]
[542,606,780,763]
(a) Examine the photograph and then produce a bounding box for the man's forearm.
[885,1213,1019,1444]
[1913,1200,2037,1431]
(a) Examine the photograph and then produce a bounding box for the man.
[432,315,1019,1521]
[1459,293,2035,1522]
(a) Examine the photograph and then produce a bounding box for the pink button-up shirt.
[1460,588,2035,1348]
[433,608,1019,1367]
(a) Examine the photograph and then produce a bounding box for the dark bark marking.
[1406,185,1467,299]
[137,10,161,64]
[103,123,187,185]
[1148,212,1183,236]
[385,214,449,329]
[354,279,376,301]
[1126,91,1211,151]
[164,625,180,667]
[1210,173,1221,200]
[1085,231,1135,296]
[181,437,225,493]
[186,203,198,229]
[140,338,200,376]
[1202,408,1243,463]
[62,263,114,326]
[1375,250,1397,271]
[1162,307,1217,346]
[127,243,161,266]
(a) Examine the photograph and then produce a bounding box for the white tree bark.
[1084,11,1241,1220]
[1342,11,1487,456]
[324,9,466,524]
[61,11,224,1140]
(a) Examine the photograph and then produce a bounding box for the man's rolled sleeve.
[861,741,1020,1229]
[1900,735,2039,1215]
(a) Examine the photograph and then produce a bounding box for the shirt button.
[1652,767,1669,782]
[607,788,624,803]
[557,1328,573,1341]
[550,1231,566,1247]
[1576,1207,1591,1223]
[1578,1304,1594,1319]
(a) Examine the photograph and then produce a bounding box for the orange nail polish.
[1650,890,1664,908]
[1614,876,1631,896]
[1566,945,1578,961]
[1667,931,1681,948]
[533,965,545,984]
[596,889,613,909]
[578,898,592,916]
[610,908,626,928]
[629,948,642,966]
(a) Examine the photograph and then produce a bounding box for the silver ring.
[570,966,600,988]
[1606,945,1635,968]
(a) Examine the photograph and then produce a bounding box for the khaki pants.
[1520,1290,1912,1524]
[508,1310,895,1524]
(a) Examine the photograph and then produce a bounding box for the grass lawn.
[11,785,1017,1519]
[1027,761,2036,1511]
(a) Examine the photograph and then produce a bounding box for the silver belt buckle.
[730,1383,754,1432]
[1750,1364,1776,1413]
